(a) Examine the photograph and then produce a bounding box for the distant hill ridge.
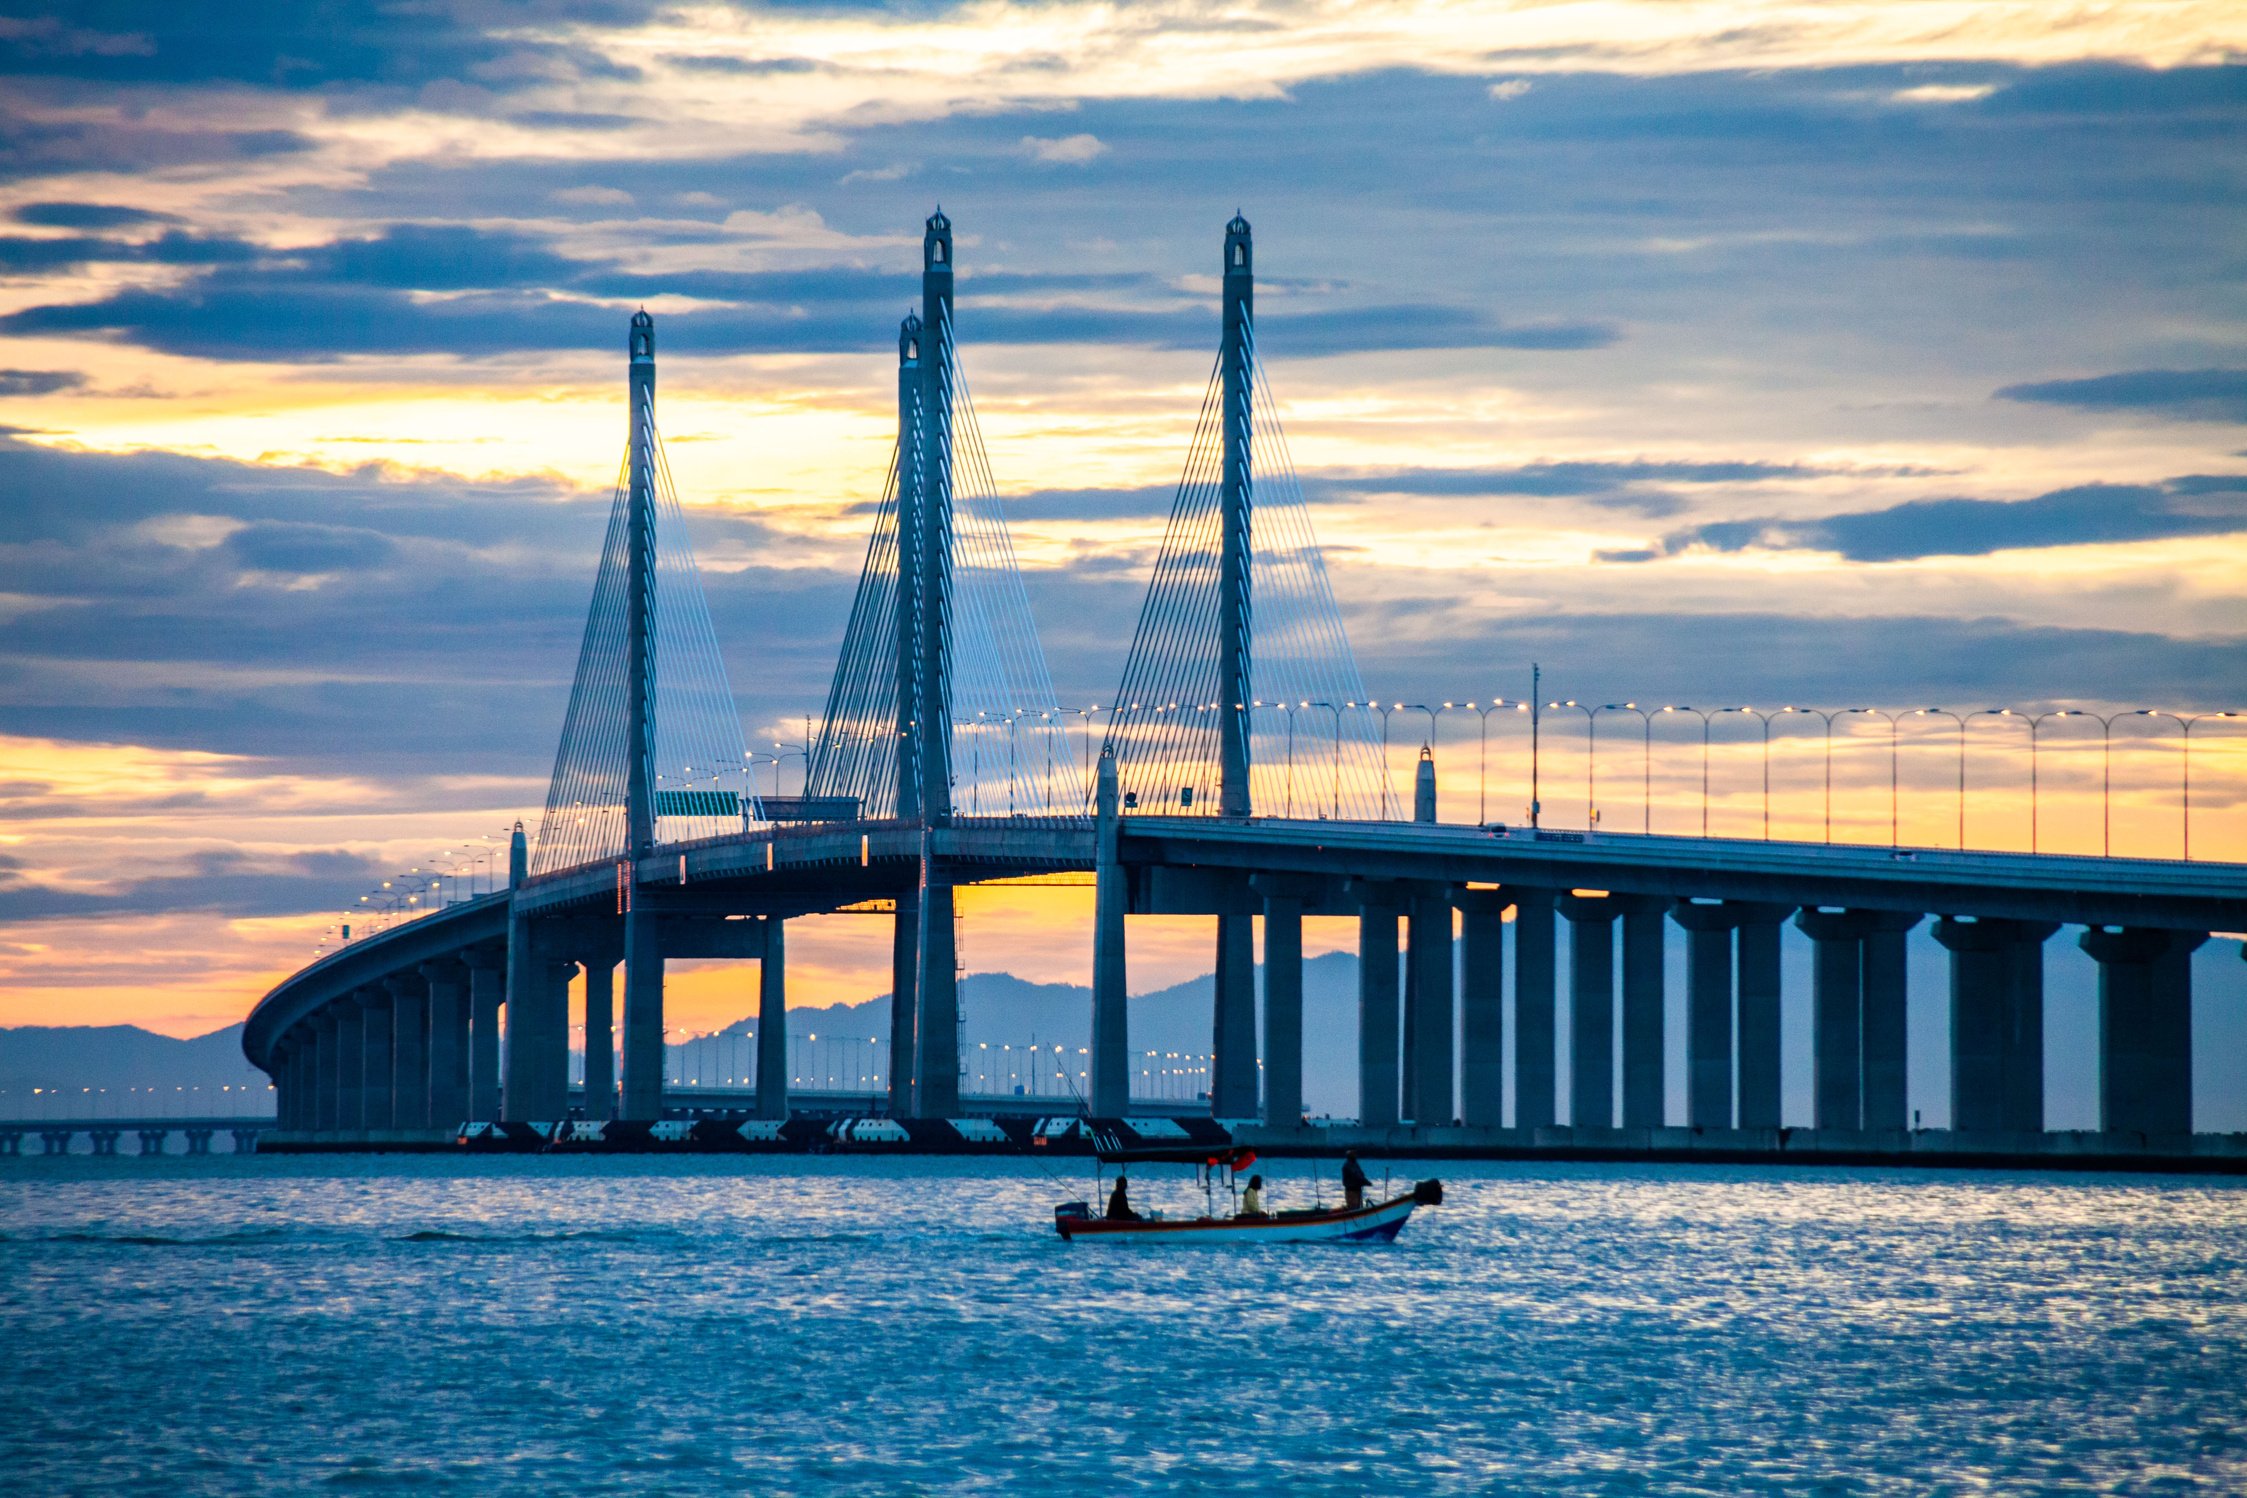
[0,953,1366,1117]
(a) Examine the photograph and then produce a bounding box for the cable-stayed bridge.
[239,212,2247,1164]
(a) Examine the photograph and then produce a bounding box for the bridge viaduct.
[241,212,2247,1158]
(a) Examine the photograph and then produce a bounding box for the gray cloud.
[0,848,389,920]
[1651,476,2247,562]
[13,200,177,229]
[0,368,82,396]
[1997,368,2247,423]
[1308,459,1900,516]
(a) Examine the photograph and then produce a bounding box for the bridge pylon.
[803,211,1078,1117]
[1096,213,1391,1118]
[514,311,750,1123]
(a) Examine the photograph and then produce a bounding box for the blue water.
[1,1158,2242,1494]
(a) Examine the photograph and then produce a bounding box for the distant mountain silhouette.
[684,951,1365,1117]
[0,1023,272,1115]
[4,955,1371,1120]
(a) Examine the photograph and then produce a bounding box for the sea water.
[1,1156,2242,1494]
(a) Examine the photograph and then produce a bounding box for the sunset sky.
[1,1,2243,1050]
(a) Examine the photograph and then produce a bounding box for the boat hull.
[1056,1192,1420,1244]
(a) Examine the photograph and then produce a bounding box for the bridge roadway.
[242,805,2247,1158]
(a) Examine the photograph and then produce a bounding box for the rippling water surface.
[2,1156,2242,1494]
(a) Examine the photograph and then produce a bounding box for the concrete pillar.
[757,917,788,1120]
[1674,902,1741,1128]
[1356,901,1401,1128]
[888,887,919,1114]
[1413,747,1437,824]
[1210,907,1258,1118]
[1619,897,1668,1130]
[1936,917,2024,1133]
[914,849,961,1119]
[294,1033,316,1133]
[387,971,429,1132]
[313,1011,339,1134]
[273,1036,298,1133]
[424,960,468,1130]
[620,905,665,1122]
[1090,748,1129,1117]
[1796,908,1875,1130]
[1860,912,1921,1132]
[465,948,503,1122]
[2004,924,2056,1132]
[1559,893,1618,1128]
[1513,888,1558,1129]
[1262,895,1303,1127]
[1408,890,1455,1126]
[335,998,366,1133]
[2081,927,2207,1136]
[361,987,395,1132]
[504,926,573,1124]
[582,952,617,1121]
[1734,908,1789,1130]
[1457,891,1509,1128]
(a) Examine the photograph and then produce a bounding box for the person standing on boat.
[1341,1152,1370,1210]
[1240,1175,1268,1217]
[1106,1173,1141,1221]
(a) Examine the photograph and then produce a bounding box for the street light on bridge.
[1598,703,1652,834]
[1552,700,1597,829]
[1660,706,1713,838]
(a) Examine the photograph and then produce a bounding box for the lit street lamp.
[1599,703,1651,833]
[1661,705,1713,837]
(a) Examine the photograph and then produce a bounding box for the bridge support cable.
[1104,217,1388,824]
[806,258,1079,825]
[532,312,753,876]
[801,213,1078,1117]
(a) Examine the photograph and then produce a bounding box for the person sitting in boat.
[1240,1174,1268,1218]
[1341,1152,1370,1210]
[1106,1173,1141,1222]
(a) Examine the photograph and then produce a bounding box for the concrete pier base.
[619,907,664,1122]
[1734,906,1791,1130]
[1675,901,1743,1128]
[425,960,468,1129]
[757,917,788,1120]
[1797,908,1876,1130]
[1356,901,1401,1129]
[1559,893,1618,1129]
[888,889,919,1115]
[1407,891,1455,1127]
[1262,895,1304,1127]
[387,972,429,1132]
[1513,888,1557,1129]
[1456,891,1508,1128]
[465,947,503,1122]
[2082,926,2207,1136]
[913,852,960,1119]
[1938,918,2055,1134]
[582,955,617,1122]
[1090,751,1129,1118]
[1620,897,1667,1129]
[1860,912,1921,1132]
[361,987,395,1133]
[1210,908,1257,1118]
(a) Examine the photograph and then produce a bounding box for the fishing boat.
[1052,1142,1442,1244]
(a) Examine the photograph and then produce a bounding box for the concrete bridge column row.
[1216,877,2217,1138]
[506,912,784,1126]
[277,947,493,1140]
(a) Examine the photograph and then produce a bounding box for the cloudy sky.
[1,2,2243,1058]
